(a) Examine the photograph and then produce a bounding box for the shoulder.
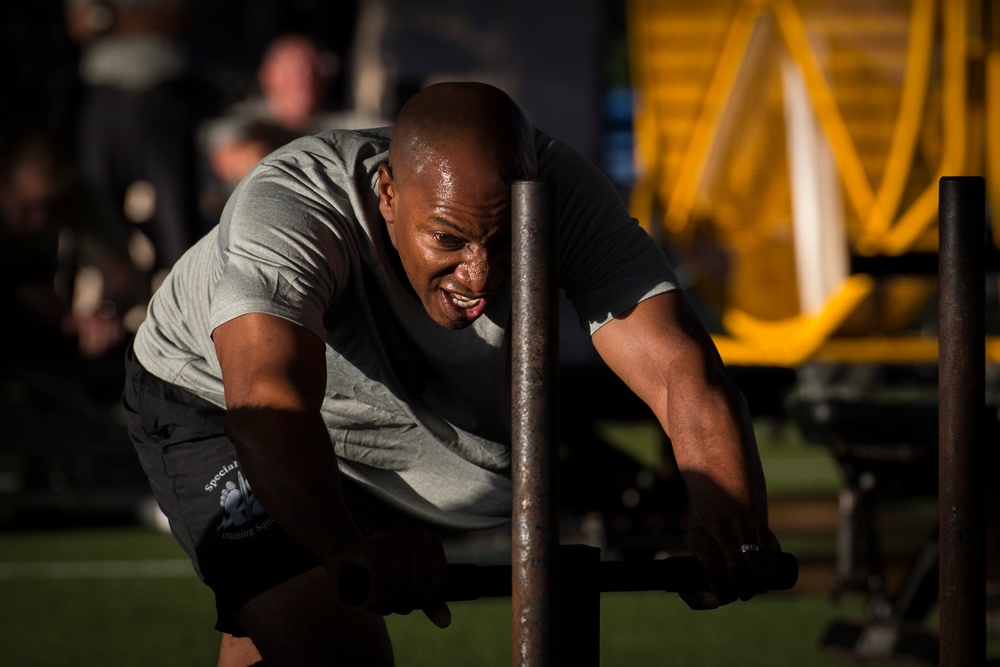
[255,128,391,183]
[529,128,626,220]
[532,128,615,193]
[218,129,389,257]
[223,127,390,205]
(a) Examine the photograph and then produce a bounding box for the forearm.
[662,360,768,525]
[591,292,768,525]
[593,292,778,606]
[226,407,362,567]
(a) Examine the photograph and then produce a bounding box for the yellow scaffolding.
[629,0,999,366]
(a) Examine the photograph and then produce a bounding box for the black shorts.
[121,341,428,636]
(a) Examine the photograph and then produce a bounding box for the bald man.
[124,82,780,666]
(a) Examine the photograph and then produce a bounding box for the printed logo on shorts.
[205,460,274,539]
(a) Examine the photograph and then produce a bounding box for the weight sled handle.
[338,552,798,606]
[596,552,798,593]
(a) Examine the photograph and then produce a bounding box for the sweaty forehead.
[395,133,513,195]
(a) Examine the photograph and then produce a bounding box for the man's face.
[378,153,512,329]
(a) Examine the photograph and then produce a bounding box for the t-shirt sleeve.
[537,133,679,335]
[209,162,353,340]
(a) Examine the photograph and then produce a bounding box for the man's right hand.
[330,529,452,628]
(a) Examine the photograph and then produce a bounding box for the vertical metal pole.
[511,180,560,667]
[938,175,986,667]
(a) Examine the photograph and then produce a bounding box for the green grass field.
[2,419,995,665]
[0,525,984,667]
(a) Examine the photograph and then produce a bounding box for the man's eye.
[433,233,464,248]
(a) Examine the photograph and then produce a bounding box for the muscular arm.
[213,312,450,624]
[591,290,778,607]
[213,312,361,565]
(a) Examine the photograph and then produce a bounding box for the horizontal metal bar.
[338,551,799,605]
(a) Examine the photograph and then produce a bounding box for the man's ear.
[377,163,399,248]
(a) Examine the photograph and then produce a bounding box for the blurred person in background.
[199,32,389,216]
[0,126,143,364]
[65,0,205,280]
[1,125,151,518]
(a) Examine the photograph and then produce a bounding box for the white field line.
[0,559,195,580]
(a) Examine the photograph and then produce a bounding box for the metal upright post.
[937,176,986,667]
[511,180,560,667]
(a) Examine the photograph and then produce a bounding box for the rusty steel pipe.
[511,180,560,667]
[938,176,986,666]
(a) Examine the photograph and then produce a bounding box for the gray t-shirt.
[133,126,677,530]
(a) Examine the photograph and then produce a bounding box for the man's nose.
[456,247,505,294]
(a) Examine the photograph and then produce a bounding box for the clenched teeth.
[450,293,482,309]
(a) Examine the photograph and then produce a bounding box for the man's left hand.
[679,517,782,610]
